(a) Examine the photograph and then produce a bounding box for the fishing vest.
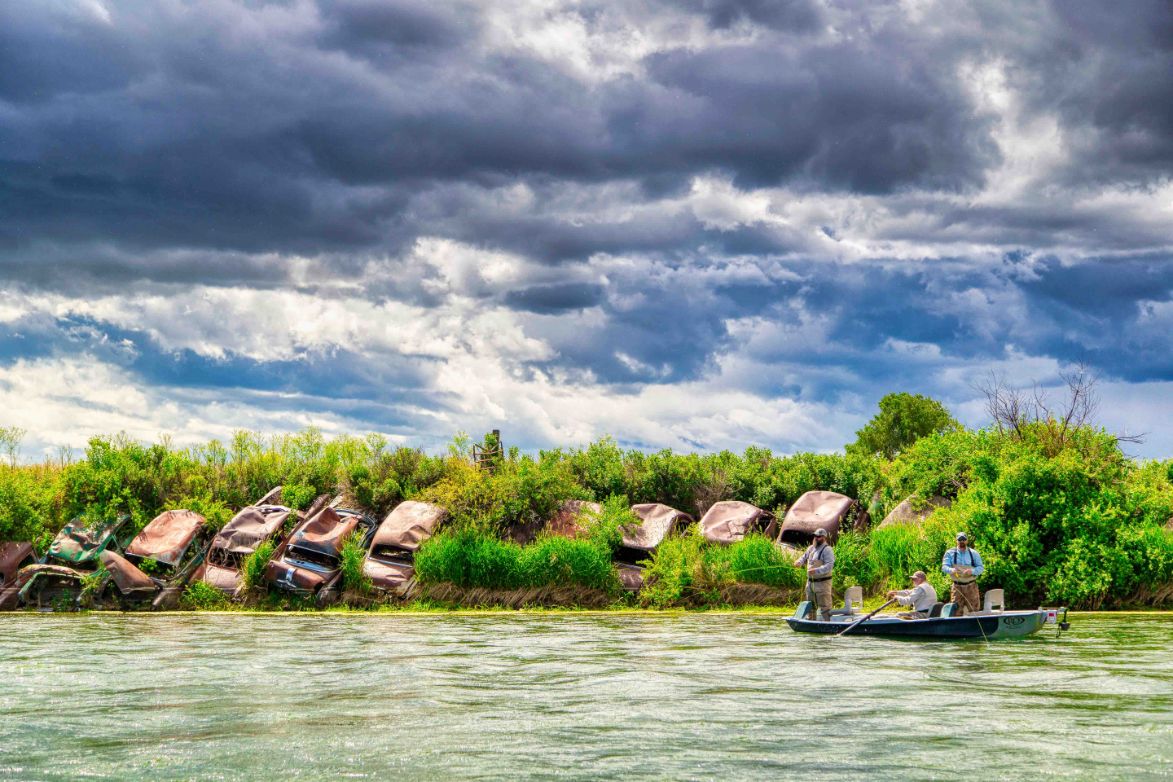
[949,547,977,584]
[807,543,832,582]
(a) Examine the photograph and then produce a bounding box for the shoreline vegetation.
[2,391,1171,613]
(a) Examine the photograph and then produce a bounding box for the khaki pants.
[951,581,980,616]
[805,579,833,620]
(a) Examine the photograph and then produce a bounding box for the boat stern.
[987,609,1050,638]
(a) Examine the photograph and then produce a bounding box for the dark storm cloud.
[1,0,1165,262]
[318,0,474,51]
[1023,0,1173,185]
[504,283,605,313]
[0,0,1169,454]
[672,0,824,31]
[0,0,1004,259]
[626,37,995,193]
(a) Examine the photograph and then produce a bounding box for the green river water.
[1,613,1169,781]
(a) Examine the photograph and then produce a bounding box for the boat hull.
[787,609,1049,639]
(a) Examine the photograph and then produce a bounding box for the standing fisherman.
[795,528,835,621]
[942,532,983,616]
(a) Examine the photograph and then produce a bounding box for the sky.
[1,0,1171,459]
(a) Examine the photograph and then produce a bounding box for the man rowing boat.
[886,570,937,618]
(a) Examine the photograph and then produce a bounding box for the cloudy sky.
[1,0,1171,459]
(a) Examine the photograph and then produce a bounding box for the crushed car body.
[265,503,376,603]
[615,503,692,590]
[196,487,293,595]
[15,516,133,609]
[362,501,449,595]
[878,495,951,528]
[545,500,602,539]
[0,542,36,610]
[103,510,211,609]
[777,491,854,545]
[699,501,777,545]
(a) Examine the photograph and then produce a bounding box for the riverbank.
[3,422,1171,611]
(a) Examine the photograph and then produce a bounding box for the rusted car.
[777,491,854,545]
[878,495,951,529]
[0,542,37,610]
[362,501,448,596]
[265,504,377,604]
[14,515,134,609]
[100,509,212,609]
[614,503,693,590]
[195,487,293,596]
[699,501,777,545]
[545,500,602,538]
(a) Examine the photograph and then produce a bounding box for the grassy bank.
[2,420,1171,610]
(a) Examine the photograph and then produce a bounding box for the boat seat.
[828,585,864,616]
[927,601,945,618]
[941,602,960,618]
[983,588,1005,613]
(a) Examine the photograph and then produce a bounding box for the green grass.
[414,529,620,593]
[240,540,276,592]
[708,534,803,589]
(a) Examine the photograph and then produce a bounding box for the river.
[1,613,1169,781]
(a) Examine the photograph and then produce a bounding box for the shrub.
[78,566,109,603]
[639,535,706,608]
[181,580,232,610]
[241,540,276,592]
[338,531,372,594]
[585,495,638,552]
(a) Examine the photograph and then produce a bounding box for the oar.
[835,598,897,637]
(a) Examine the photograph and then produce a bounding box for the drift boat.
[787,598,1069,640]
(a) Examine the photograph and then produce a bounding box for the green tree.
[849,393,956,459]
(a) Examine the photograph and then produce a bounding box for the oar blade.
[835,598,897,637]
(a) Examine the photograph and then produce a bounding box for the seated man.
[886,571,938,619]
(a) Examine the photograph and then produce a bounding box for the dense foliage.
[1,417,1170,609]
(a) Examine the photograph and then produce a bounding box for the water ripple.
[0,613,1169,781]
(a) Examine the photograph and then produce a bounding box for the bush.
[181,580,231,610]
[339,532,372,594]
[639,535,706,608]
[241,540,276,592]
